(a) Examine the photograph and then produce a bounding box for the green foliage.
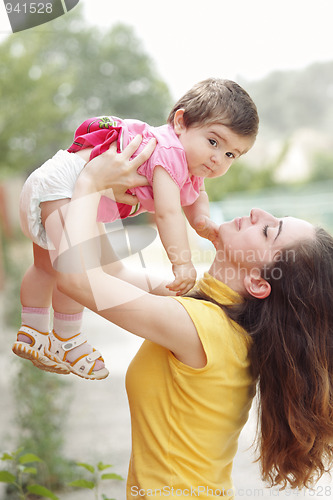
[1,452,123,500]
[12,361,73,491]
[308,151,333,182]
[68,461,123,500]
[242,61,333,138]
[2,247,22,328]
[205,141,291,201]
[0,4,171,179]
[0,449,58,499]
[205,159,277,201]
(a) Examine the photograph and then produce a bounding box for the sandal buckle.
[62,341,75,351]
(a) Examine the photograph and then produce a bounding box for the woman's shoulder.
[171,295,234,337]
[172,295,252,364]
[172,295,231,330]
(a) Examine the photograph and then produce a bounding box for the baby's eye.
[225,152,235,159]
[209,138,218,147]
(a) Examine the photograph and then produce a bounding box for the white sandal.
[12,326,70,375]
[44,330,109,380]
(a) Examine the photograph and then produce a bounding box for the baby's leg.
[50,284,105,373]
[18,243,55,341]
[21,243,54,307]
[15,199,107,379]
[14,240,70,373]
[44,199,107,377]
[18,198,67,339]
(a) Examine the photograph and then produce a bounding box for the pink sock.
[18,307,51,343]
[53,311,83,338]
[53,311,104,371]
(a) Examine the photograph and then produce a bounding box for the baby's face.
[175,121,255,179]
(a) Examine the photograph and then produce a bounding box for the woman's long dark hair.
[192,227,333,489]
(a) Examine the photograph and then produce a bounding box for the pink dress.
[68,116,204,222]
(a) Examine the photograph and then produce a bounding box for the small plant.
[12,360,73,490]
[0,448,58,499]
[69,461,124,500]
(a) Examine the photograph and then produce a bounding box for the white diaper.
[19,150,86,249]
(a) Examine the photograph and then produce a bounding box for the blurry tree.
[308,151,333,182]
[0,4,172,179]
[205,160,275,201]
[205,142,289,201]
[242,61,333,139]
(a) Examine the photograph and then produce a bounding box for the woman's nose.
[250,208,277,224]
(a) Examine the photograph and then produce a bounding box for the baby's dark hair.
[167,78,259,138]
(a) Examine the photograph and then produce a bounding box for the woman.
[53,137,333,498]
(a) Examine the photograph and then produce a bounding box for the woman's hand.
[80,135,156,204]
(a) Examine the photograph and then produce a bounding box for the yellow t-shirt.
[126,273,255,499]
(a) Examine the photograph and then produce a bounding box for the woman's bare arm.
[97,222,175,296]
[55,138,205,367]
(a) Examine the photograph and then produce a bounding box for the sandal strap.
[56,334,88,352]
[19,325,48,338]
[70,350,103,376]
[86,350,102,363]
[46,330,108,379]
[51,332,102,364]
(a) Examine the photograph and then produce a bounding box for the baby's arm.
[183,185,219,248]
[153,166,196,295]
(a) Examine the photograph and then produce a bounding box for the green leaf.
[101,473,123,481]
[102,496,116,500]
[1,452,14,461]
[27,484,59,499]
[19,453,42,464]
[0,470,16,483]
[68,479,95,489]
[76,462,95,473]
[97,462,113,471]
[22,466,37,475]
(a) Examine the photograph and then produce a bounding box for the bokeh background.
[0,1,332,498]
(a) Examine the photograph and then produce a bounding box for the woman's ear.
[173,109,186,135]
[243,273,271,299]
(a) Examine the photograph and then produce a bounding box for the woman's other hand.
[80,135,156,205]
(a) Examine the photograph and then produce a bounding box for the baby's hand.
[166,262,197,296]
[193,215,219,249]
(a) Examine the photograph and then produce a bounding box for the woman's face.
[217,208,315,272]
